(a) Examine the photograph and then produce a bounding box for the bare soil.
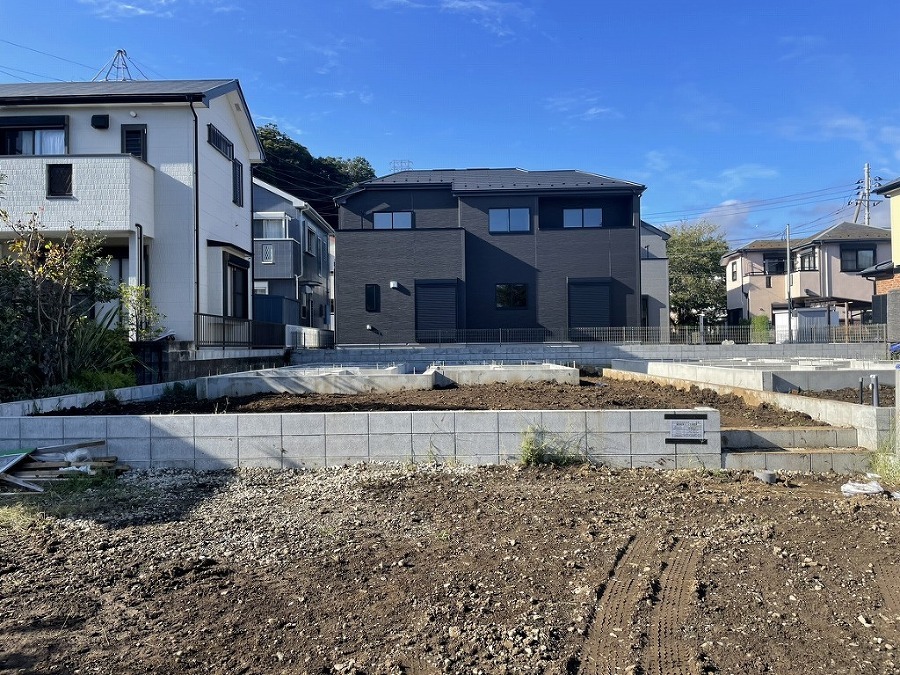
[47,378,824,429]
[2,464,899,674]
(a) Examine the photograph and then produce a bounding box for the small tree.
[663,220,728,325]
[118,283,166,341]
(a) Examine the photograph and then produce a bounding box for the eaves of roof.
[874,177,900,196]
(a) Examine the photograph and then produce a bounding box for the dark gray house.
[252,178,333,334]
[334,168,653,345]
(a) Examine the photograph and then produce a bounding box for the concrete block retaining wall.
[605,368,891,450]
[295,342,887,370]
[0,408,721,471]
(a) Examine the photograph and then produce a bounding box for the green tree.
[0,207,118,396]
[663,220,728,325]
[254,124,375,225]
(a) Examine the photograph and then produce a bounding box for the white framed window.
[260,243,274,264]
[254,281,269,295]
[563,208,602,228]
[253,216,288,239]
[373,212,412,229]
[489,208,530,233]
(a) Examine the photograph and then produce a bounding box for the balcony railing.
[195,313,289,349]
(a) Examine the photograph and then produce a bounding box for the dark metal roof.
[0,79,239,105]
[337,168,644,201]
[858,260,895,277]
[875,177,900,196]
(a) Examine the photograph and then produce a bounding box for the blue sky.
[1,0,898,245]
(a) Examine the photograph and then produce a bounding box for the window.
[489,208,529,233]
[253,218,288,239]
[563,208,602,228]
[207,124,234,159]
[317,238,325,277]
[730,261,737,282]
[121,124,147,161]
[260,243,274,264]
[232,159,243,206]
[306,227,316,253]
[765,276,772,288]
[254,281,269,295]
[840,247,875,272]
[496,283,527,309]
[365,284,380,312]
[225,255,249,319]
[0,116,67,155]
[762,255,786,275]
[373,212,412,229]
[47,164,73,197]
[798,250,816,271]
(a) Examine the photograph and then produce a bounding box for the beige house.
[722,222,891,326]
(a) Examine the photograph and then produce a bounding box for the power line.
[0,67,31,83]
[0,38,96,71]
[644,184,857,220]
[0,63,67,82]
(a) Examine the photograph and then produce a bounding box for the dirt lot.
[49,377,825,429]
[2,464,900,674]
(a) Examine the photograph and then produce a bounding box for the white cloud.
[372,0,533,36]
[778,35,827,63]
[79,0,178,18]
[544,91,619,123]
[693,164,779,196]
[644,150,670,173]
[79,0,237,18]
[305,89,374,105]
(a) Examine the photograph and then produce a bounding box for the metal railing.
[400,324,887,346]
[194,313,334,349]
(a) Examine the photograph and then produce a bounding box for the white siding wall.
[0,95,258,341]
[196,92,255,321]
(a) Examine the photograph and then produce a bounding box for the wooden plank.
[16,459,118,471]
[0,472,44,493]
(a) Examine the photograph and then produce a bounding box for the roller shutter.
[415,280,458,341]
[568,280,610,328]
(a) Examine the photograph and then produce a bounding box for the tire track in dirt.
[874,564,900,627]
[579,535,656,675]
[643,538,703,675]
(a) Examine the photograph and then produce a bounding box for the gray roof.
[722,222,890,263]
[875,177,900,196]
[794,221,890,247]
[337,168,644,200]
[859,260,895,277]
[0,79,264,161]
[640,220,670,240]
[0,79,240,104]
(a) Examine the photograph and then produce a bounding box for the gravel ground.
[2,463,900,674]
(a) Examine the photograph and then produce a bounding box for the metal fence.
[404,324,887,346]
[194,314,336,349]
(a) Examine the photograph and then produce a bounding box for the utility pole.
[852,163,878,226]
[786,223,792,343]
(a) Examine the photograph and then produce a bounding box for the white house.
[0,79,264,344]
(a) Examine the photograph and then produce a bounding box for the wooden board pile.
[0,440,127,493]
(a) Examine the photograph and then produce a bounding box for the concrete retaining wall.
[295,342,887,370]
[605,368,891,450]
[430,364,579,387]
[0,380,195,418]
[0,408,721,471]
[721,427,859,449]
[723,450,870,473]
